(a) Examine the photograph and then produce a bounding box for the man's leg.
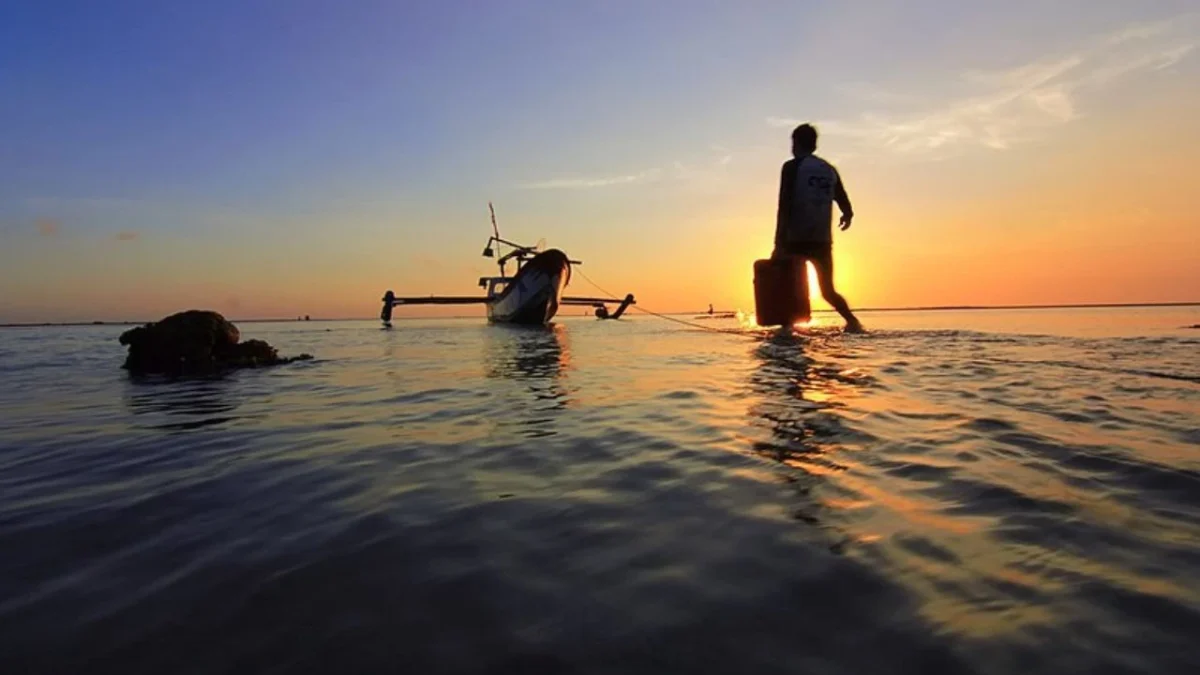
[774,253,800,334]
[810,247,863,331]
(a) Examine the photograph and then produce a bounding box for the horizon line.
[1,300,1197,328]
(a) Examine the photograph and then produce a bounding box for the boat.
[381,205,635,327]
[693,304,737,320]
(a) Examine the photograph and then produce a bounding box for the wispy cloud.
[519,169,663,190]
[35,218,60,237]
[836,81,926,106]
[770,16,1196,158]
[1103,18,1175,46]
[1079,43,1195,87]
[519,151,735,190]
[114,230,140,242]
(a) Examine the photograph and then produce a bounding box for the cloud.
[961,54,1085,90]
[114,230,140,241]
[770,16,1196,158]
[519,151,735,190]
[836,81,926,106]
[1102,18,1174,46]
[35,218,60,237]
[1079,43,1195,87]
[519,169,663,190]
[1027,85,1075,123]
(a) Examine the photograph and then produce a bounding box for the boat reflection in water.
[483,324,572,438]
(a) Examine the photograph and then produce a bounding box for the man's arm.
[834,169,853,230]
[775,160,796,248]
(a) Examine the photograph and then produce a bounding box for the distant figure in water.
[774,123,864,333]
[708,303,714,315]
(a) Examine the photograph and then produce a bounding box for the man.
[774,123,864,333]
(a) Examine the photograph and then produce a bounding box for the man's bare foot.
[844,319,866,334]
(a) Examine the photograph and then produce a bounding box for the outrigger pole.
[379,291,635,325]
[562,294,637,319]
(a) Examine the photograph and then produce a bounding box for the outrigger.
[381,204,636,327]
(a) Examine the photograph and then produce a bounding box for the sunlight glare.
[806,263,823,306]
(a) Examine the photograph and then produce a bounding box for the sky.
[1,0,1198,322]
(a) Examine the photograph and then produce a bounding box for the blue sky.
[1,1,1198,321]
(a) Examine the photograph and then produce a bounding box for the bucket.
[753,258,811,326]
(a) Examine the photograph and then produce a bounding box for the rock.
[119,310,313,375]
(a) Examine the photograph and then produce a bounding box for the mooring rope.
[573,267,763,339]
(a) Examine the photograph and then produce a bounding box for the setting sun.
[805,263,823,306]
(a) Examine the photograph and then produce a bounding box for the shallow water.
[1,307,1198,674]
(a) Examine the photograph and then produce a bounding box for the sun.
[805,262,824,306]
[801,252,861,310]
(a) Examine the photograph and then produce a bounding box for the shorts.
[776,241,832,270]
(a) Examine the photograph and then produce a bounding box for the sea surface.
[1,307,1198,674]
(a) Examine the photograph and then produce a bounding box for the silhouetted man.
[774,123,864,332]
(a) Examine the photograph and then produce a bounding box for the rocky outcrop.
[119,310,313,375]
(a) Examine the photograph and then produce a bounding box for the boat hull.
[487,249,571,325]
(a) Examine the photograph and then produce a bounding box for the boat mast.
[489,202,506,277]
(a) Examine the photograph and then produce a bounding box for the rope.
[573,267,762,339]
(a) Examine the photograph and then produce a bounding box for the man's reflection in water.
[750,333,828,465]
[483,325,572,438]
[747,332,872,546]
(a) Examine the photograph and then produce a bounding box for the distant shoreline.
[1,301,1197,328]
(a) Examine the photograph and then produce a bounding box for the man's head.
[791,124,818,156]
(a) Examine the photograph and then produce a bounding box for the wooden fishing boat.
[381,205,635,327]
